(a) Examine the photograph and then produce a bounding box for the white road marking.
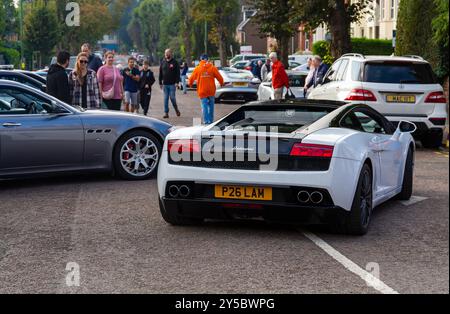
[399,196,429,206]
[302,231,399,294]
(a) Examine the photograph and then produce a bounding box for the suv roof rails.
[402,55,424,60]
[341,53,365,59]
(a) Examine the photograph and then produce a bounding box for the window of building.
[381,0,385,20]
[391,0,395,19]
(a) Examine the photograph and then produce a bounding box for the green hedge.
[0,46,20,67]
[351,38,393,55]
[313,38,394,65]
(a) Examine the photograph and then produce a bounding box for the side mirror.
[398,120,417,133]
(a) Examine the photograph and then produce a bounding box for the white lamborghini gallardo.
[157,99,416,235]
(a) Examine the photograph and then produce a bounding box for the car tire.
[159,198,203,226]
[339,163,373,236]
[421,131,443,149]
[113,130,162,180]
[396,148,414,201]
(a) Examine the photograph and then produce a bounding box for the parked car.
[13,70,47,85]
[289,54,313,65]
[0,80,172,180]
[50,56,77,69]
[215,67,261,103]
[230,61,249,70]
[292,63,310,73]
[0,70,46,92]
[308,54,447,148]
[186,67,197,89]
[157,99,416,235]
[34,68,73,79]
[288,60,302,70]
[229,54,266,66]
[257,70,309,100]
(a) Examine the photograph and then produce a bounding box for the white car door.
[353,108,402,194]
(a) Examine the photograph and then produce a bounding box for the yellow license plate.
[386,95,416,103]
[214,185,272,201]
[233,82,248,87]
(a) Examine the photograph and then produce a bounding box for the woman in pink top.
[97,51,124,111]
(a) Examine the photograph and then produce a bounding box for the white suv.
[308,54,447,148]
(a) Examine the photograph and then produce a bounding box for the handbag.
[284,87,296,100]
[103,67,117,100]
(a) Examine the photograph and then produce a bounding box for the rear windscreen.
[289,75,306,87]
[217,107,334,134]
[363,62,437,84]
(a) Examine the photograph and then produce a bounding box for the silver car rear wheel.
[114,130,162,180]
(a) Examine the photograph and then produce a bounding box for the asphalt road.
[0,86,448,294]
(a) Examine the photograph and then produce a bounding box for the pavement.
[0,86,448,294]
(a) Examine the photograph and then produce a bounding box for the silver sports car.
[0,80,172,180]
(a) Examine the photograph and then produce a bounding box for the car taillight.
[345,89,377,101]
[245,66,252,71]
[425,91,447,103]
[290,143,334,158]
[429,117,447,126]
[168,139,200,153]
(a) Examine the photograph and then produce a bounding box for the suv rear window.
[363,62,437,84]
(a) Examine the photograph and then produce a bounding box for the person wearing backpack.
[188,54,224,125]
[139,60,156,116]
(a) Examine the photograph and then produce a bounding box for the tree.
[396,0,439,68]
[290,0,370,58]
[1,0,18,41]
[176,0,193,65]
[23,0,60,65]
[192,0,239,66]
[53,0,114,53]
[252,0,298,67]
[128,0,164,63]
[432,0,449,80]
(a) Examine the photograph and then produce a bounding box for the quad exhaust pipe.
[297,190,324,204]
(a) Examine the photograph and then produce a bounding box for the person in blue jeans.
[188,55,224,125]
[159,49,181,119]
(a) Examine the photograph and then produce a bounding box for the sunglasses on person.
[79,60,88,64]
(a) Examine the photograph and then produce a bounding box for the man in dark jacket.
[81,43,103,73]
[159,49,181,119]
[46,51,71,104]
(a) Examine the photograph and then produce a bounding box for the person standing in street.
[46,50,71,104]
[68,52,101,109]
[252,59,263,81]
[81,43,103,73]
[261,58,272,81]
[306,55,329,90]
[188,54,224,125]
[159,49,181,119]
[181,62,188,95]
[270,52,289,100]
[122,57,141,113]
[139,60,156,116]
[97,51,124,111]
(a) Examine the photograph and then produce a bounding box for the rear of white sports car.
[157,100,414,235]
[157,102,366,227]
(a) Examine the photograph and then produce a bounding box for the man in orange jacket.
[269,52,289,100]
[188,55,224,124]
